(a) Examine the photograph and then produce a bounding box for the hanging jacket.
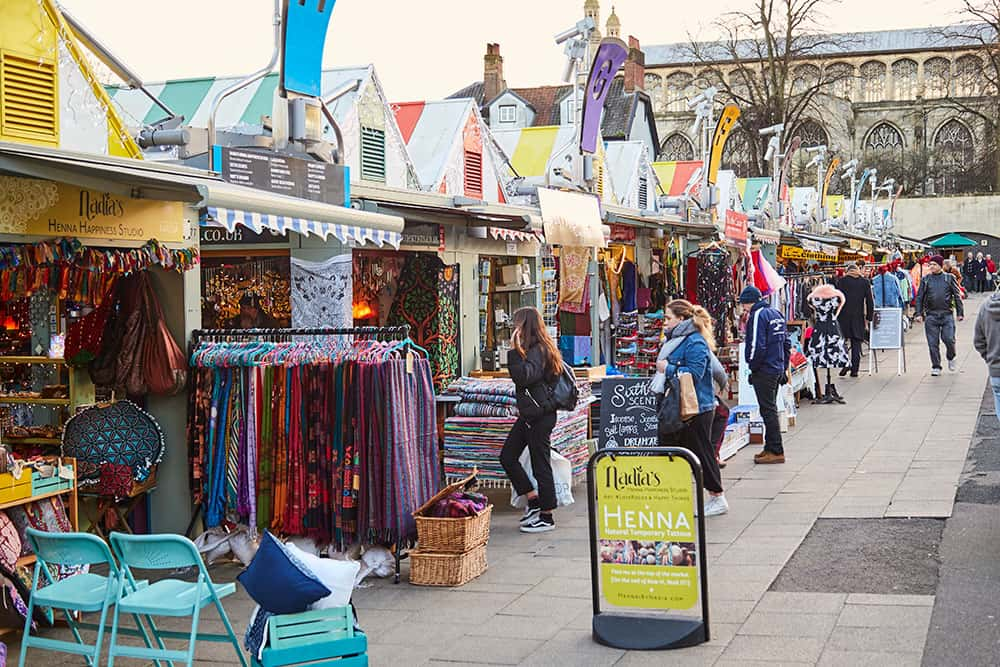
[873,273,904,309]
[744,301,791,376]
[508,345,558,420]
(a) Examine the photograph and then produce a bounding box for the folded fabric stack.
[454,379,519,418]
[443,401,591,485]
[428,491,489,518]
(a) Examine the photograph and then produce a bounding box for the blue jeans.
[991,377,1000,424]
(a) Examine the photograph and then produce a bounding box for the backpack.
[549,362,580,412]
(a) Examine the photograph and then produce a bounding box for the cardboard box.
[749,419,765,444]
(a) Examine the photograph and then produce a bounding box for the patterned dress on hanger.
[807,296,849,368]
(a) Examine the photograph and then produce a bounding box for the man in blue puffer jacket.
[741,286,791,464]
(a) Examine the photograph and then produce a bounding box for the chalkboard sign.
[217,146,348,206]
[598,377,659,449]
[871,307,903,350]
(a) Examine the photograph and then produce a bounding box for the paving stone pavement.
[6,297,990,665]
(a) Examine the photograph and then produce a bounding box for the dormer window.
[498,105,516,123]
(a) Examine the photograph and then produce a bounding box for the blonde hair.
[666,299,717,352]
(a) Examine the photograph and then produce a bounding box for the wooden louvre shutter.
[464,150,483,198]
[1,52,58,145]
[360,126,386,183]
[595,160,605,198]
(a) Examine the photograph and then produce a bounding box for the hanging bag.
[116,274,149,396]
[90,278,129,387]
[141,273,188,396]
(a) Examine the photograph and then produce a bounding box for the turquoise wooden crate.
[31,464,74,496]
[253,606,367,667]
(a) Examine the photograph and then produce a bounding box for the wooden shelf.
[4,437,61,446]
[0,397,70,405]
[492,284,537,293]
[0,486,73,512]
[0,357,65,364]
[16,553,36,568]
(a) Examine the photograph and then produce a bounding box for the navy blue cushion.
[237,531,330,614]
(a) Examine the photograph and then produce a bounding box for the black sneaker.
[520,515,555,533]
[519,507,541,527]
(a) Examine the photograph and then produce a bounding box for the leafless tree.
[685,0,855,177]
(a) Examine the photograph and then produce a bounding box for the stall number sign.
[598,378,659,449]
[596,455,699,610]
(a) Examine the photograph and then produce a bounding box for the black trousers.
[660,410,724,494]
[848,337,863,374]
[750,372,783,455]
[500,413,558,510]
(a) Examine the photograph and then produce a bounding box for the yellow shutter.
[1,51,58,145]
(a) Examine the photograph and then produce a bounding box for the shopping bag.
[678,371,700,420]
[510,447,575,508]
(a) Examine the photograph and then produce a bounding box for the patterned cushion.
[0,514,22,570]
[61,400,164,486]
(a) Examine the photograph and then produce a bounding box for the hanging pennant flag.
[580,38,628,154]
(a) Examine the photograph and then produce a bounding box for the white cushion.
[283,542,360,610]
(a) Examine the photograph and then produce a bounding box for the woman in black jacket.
[500,307,562,533]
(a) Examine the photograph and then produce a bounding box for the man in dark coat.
[963,254,977,288]
[974,252,989,292]
[836,262,874,377]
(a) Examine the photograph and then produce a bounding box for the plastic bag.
[510,447,575,509]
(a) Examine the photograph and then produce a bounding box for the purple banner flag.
[580,39,628,154]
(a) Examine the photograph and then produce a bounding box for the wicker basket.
[413,473,491,553]
[408,544,487,587]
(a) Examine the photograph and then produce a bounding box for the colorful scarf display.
[188,339,440,549]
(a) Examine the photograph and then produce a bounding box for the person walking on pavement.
[987,254,997,290]
[500,307,561,533]
[974,291,1000,423]
[915,255,965,376]
[963,254,976,289]
[836,262,874,378]
[974,252,988,293]
[652,300,729,516]
[741,287,791,464]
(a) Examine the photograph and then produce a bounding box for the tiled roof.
[508,85,573,125]
[449,81,486,106]
[645,24,994,66]
[600,77,633,139]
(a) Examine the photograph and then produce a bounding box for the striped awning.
[488,227,541,243]
[201,206,401,249]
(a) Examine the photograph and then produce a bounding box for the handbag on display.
[65,296,113,367]
[140,274,187,396]
[678,371,700,420]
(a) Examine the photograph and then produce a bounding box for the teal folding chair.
[18,528,160,667]
[107,532,248,667]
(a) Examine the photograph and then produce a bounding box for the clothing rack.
[186,324,422,584]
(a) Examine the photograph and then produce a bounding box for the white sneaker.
[704,495,729,517]
[948,359,956,372]
[931,368,942,376]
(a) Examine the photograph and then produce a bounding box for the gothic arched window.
[934,119,975,194]
[864,122,905,163]
[955,55,983,97]
[665,72,693,112]
[925,58,951,98]
[825,62,854,99]
[722,129,754,177]
[860,61,886,103]
[796,119,828,147]
[892,59,918,100]
[645,73,664,112]
[791,64,821,96]
[659,133,695,161]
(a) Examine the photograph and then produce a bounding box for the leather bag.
[140,274,187,396]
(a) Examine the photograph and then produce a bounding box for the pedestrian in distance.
[914,255,964,376]
[740,287,792,465]
[974,290,1000,424]
[652,300,729,516]
[943,259,967,299]
[987,254,997,290]
[974,252,988,293]
[836,262,874,378]
[500,307,562,533]
[963,254,976,289]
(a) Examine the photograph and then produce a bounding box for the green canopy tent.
[930,232,978,248]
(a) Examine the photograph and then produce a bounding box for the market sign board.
[588,448,710,650]
[779,245,837,262]
[0,175,183,243]
[598,378,659,449]
[214,146,348,206]
[724,210,748,246]
[871,307,903,350]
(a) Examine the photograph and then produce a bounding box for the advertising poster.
[598,378,659,449]
[595,454,698,610]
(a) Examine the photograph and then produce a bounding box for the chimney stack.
[484,43,506,102]
[623,35,645,93]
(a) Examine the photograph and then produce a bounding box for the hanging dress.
[807,296,849,369]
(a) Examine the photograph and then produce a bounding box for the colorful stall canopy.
[651,161,702,197]
[200,206,402,249]
[930,232,978,247]
[736,178,771,211]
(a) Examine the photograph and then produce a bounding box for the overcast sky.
[61,0,966,101]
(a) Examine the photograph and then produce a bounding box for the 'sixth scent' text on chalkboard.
[599,378,659,449]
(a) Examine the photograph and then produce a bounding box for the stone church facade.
[640,26,994,195]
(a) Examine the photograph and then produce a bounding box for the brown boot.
[754,451,785,464]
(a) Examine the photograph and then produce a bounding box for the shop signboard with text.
[214,146,348,206]
[0,175,183,242]
[598,378,659,449]
[588,447,710,650]
[724,210,748,246]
